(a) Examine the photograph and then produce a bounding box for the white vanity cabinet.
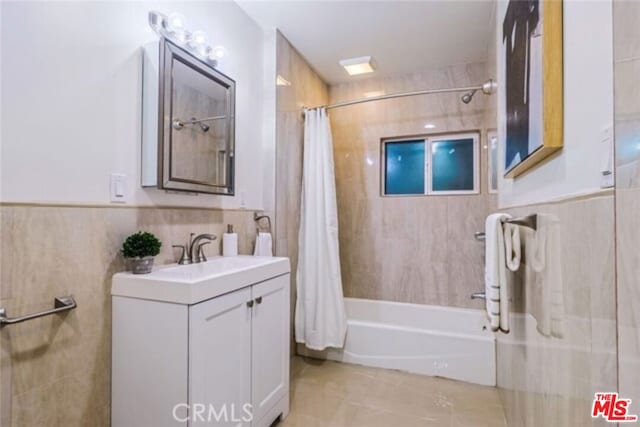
[111,256,290,427]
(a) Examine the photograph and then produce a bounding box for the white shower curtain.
[295,108,347,351]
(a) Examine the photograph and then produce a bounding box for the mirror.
[142,38,235,195]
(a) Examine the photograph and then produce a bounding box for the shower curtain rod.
[304,78,496,111]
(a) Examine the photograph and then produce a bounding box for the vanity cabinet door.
[189,287,253,427]
[250,275,290,425]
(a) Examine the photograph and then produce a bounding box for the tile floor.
[279,357,507,427]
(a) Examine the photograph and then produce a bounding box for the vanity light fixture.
[339,56,375,76]
[165,13,186,33]
[211,46,226,59]
[148,11,224,66]
[190,30,207,47]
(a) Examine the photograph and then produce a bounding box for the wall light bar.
[148,11,225,67]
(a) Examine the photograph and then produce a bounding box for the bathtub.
[297,298,496,386]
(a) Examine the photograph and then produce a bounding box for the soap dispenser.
[222,224,238,257]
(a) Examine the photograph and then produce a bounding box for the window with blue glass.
[382,133,479,196]
[384,140,425,195]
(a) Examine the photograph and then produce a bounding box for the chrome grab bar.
[0,296,77,326]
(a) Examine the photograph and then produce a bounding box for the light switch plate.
[110,173,127,203]
[600,125,614,189]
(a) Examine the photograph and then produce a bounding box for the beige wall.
[274,32,329,352]
[329,63,497,308]
[614,0,640,408]
[0,205,259,426]
[494,2,618,426]
[496,193,616,426]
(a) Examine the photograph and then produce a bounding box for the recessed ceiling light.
[424,123,436,129]
[339,56,375,76]
[276,75,291,86]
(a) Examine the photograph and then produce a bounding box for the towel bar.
[0,296,77,326]
[504,214,537,231]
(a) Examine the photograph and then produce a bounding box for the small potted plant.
[121,231,162,274]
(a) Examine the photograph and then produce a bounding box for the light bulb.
[196,45,209,58]
[174,30,188,44]
[190,30,207,47]
[211,46,225,59]
[165,13,186,33]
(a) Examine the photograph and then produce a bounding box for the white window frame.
[487,130,499,194]
[426,132,480,195]
[381,131,480,196]
[381,137,427,196]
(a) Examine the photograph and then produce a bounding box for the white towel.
[253,232,273,257]
[504,224,521,272]
[485,213,511,333]
[528,215,564,338]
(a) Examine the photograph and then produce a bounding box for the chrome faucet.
[173,233,217,265]
[190,233,216,263]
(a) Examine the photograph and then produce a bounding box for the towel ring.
[254,212,272,234]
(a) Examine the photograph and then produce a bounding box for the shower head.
[199,123,210,132]
[461,89,477,104]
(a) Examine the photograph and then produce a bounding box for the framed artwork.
[501,0,563,178]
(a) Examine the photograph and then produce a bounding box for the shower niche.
[141,38,235,195]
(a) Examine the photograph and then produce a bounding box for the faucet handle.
[187,233,195,257]
[172,245,191,265]
[193,241,211,263]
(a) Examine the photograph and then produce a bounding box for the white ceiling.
[237,1,495,85]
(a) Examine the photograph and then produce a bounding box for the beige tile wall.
[496,193,617,427]
[0,204,258,426]
[274,32,329,352]
[329,63,497,308]
[614,0,640,409]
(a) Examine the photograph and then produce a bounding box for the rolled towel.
[253,232,273,257]
[485,213,511,332]
[528,214,564,338]
[504,223,521,272]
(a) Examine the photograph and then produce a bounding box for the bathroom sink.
[111,255,290,304]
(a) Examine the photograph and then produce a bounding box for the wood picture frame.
[502,0,563,178]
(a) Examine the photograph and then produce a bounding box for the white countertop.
[112,255,290,305]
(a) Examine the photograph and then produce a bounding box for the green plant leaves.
[121,231,162,258]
